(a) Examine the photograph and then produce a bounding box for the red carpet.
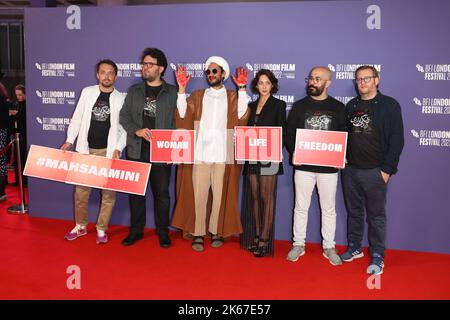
[1,181,449,300]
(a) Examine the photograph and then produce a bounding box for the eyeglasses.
[141,61,158,68]
[205,68,219,75]
[305,76,325,84]
[354,76,377,84]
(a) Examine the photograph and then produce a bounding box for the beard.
[101,80,113,88]
[208,76,223,87]
[142,70,158,83]
[307,84,325,96]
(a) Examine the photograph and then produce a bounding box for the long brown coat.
[171,89,250,238]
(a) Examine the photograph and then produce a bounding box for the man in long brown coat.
[172,56,250,251]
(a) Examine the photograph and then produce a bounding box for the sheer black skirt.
[240,163,279,257]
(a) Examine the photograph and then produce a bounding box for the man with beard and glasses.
[285,66,346,266]
[62,59,126,244]
[120,48,177,248]
[340,66,404,276]
[171,56,250,252]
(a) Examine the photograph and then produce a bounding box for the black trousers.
[127,154,172,236]
[342,165,387,257]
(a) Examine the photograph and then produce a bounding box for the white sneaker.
[286,245,305,262]
[323,248,343,266]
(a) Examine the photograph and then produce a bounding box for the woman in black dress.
[240,69,286,257]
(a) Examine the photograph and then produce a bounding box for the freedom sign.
[150,129,195,163]
[24,145,151,195]
[293,129,348,168]
[234,126,283,162]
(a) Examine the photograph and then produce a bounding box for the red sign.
[234,126,282,162]
[24,145,151,195]
[293,129,348,168]
[150,129,195,164]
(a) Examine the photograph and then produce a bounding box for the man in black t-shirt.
[340,66,404,276]
[120,48,178,248]
[285,66,346,266]
[61,59,126,244]
[87,91,111,149]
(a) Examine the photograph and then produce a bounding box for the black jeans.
[342,165,387,257]
[127,154,172,236]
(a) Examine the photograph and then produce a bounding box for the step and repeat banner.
[24,0,450,254]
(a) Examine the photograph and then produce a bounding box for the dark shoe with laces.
[340,246,364,262]
[367,253,384,275]
[121,232,144,246]
[158,233,171,248]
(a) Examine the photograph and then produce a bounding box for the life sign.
[150,129,195,164]
[293,129,348,168]
[23,145,151,195]
[234,126,282,162]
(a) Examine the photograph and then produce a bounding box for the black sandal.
[192,236,204,252]
[247,236,259,253]
[253,239,268,258]
[211,234,224,248]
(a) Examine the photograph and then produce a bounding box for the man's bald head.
[309,66,332,81]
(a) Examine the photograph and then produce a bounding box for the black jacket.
[119,80,177,159]
[346,92,404,175]
[243,95,286,175]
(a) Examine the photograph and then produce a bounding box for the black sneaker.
[367,253,384,275]
[121,233,144,246]
[340,247,364,262]
[158,233,171,248]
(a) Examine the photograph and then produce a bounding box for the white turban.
[205,56,230,81]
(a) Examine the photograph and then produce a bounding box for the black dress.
[240,95,286,257]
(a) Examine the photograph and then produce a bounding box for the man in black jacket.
[285,66,346,266]
[340,65,404,276]
[119,48,177,248]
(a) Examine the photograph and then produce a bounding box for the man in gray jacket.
[120,48,177,248]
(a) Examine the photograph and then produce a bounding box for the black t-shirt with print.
[88,91,111,149]
[141,84,162,162]
[346,99,383,168]
[287,96,346,173]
